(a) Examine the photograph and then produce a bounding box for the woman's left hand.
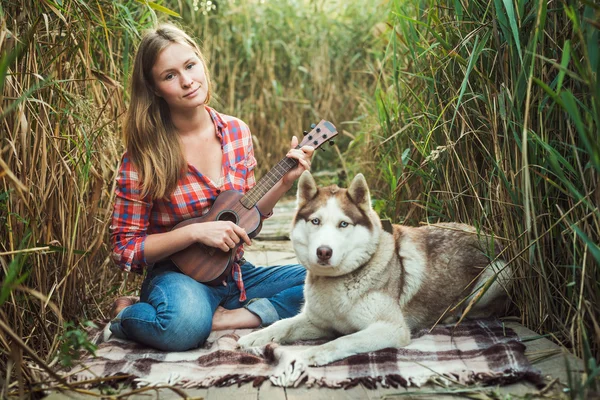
[282,135,314,187]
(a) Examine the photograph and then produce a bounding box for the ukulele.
[170,120,338,285]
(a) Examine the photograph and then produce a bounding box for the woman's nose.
[181,74,193,87]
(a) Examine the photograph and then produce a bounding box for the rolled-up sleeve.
[109,155,153,273]
[242,127,257,194]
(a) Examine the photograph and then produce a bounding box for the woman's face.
[151,42,209,112]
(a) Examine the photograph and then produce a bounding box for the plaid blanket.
[62,319,542,389]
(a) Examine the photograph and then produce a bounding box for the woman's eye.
[186,63,195,69]
[311,218,320,225]
[339,221,349,228]
[165,73,174,81]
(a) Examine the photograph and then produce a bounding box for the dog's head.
[290,171,382,277]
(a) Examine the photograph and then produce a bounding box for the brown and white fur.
[238,171,511,372]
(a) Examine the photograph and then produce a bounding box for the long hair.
[123,23,212,199]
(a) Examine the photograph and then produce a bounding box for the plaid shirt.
[110,106,262,301]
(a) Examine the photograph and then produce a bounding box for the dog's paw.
[237,327,286,349]
[301,347,339,366]
[237,330,268,348]
[271,357,308,387]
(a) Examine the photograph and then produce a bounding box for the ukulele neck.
[240,156,298,209]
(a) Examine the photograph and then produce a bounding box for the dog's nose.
[316,246,332,261]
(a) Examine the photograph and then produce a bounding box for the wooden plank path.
[45,198,583,399]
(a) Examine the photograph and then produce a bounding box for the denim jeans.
[109,260,306,351]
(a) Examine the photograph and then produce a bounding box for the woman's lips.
[183,86,199,98]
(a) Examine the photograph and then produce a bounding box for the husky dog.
[238,171,511,369]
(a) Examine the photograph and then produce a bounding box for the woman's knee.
[122,300,213,351]
[134,272,216,351]
[151,307,213,351]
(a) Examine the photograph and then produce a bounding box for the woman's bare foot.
[211,306,261,330]
[110,296,139,319]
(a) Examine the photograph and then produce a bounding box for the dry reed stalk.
[0,0,385,392]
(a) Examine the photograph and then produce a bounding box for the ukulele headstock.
[298,120,338,150]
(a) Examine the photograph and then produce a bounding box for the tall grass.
[352,0,599,395]
[175,0,383,175]
[0,0,155,393]
[0,0,384,394]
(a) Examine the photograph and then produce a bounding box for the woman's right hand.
[192,221,252,252]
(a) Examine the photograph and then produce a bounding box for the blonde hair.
[124,23,212,199]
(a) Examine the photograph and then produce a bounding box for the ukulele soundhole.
[216,210,239,224]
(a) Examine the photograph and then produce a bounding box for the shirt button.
[216,189,221,194]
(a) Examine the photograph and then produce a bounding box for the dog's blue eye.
[311,218,320,225]
[339,221,349,228]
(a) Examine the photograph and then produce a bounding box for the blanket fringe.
[474,369,545,389]
[273,369,543,390]
[57,368,542,390]
[252,376,269,387]
[385,374,409,388]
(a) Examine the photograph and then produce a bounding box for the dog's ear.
[297,170,318,208]
[347,173,371,212]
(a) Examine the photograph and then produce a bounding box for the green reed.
[351,0,598,396]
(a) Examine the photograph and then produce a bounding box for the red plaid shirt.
[110,106,262,301]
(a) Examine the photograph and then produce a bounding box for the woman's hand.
[282,135,314,187]
[192,221,251,252]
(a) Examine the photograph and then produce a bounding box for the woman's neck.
[170,105,212,138]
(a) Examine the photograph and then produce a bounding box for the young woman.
[108,23,313,351]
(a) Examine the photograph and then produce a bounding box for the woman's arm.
[111,155,250,271]
[143,221,250,264]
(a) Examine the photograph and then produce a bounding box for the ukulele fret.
[241,157,298,208]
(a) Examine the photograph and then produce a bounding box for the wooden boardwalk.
[46,199,583,399]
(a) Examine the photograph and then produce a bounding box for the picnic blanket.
[61,319,542,389]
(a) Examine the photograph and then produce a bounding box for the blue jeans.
[109,260,306,351]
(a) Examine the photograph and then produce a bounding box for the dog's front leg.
[237,313,330,348]
[302,320,411,366]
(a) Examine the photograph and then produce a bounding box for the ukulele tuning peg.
[303,130,308,136]
[329,141,335,146]
[310,123,316,129]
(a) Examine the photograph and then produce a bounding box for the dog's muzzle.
[316,246,333,264]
